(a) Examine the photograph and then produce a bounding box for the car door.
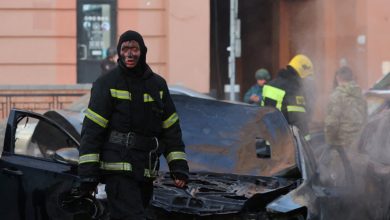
[0,109,81,220]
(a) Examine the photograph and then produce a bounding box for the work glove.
[61,183,103,219]
[171,171,189,188]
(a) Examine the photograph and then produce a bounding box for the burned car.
[0,94,302,220]
[1,92,390,220]
[365,72,390,116]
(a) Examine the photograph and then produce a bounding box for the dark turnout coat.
[78,64,189,182]
[261,66,311,137]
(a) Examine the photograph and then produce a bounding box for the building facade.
[1,0,390,108]
[0,0,210,92]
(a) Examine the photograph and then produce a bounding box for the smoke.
[306,110,390,219]
[284,0,373,124]
[285,1,390,212]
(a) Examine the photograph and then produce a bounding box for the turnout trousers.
[105,175,154,220]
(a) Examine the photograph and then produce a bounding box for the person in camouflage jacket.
[324,66,367,148]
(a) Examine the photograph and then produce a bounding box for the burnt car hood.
[152,101,302,216]
[165,95,297,176]
[152,172,295,216]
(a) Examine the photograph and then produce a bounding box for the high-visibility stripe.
[162,113,179,129]
[85,108,109,128]
[166,151,187,163]
[296,96,306,105]
[79,154,100,164]
[110,89,131,100]
[100,162,132,171]
[287,105,306,112]
[261,85,286,110]
[144,91,164,102]
[144,93,154,102]
[304,134,311,141]
[100,161,156,177]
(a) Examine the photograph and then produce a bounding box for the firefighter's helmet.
[288,54,314,78]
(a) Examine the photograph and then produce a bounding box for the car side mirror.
[256,138,271,158]
[54,147,79,165]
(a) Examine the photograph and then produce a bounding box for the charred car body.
[1,90,390,219]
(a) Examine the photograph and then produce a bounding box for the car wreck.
[1,93,390,219]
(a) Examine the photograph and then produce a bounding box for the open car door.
[0,109,86,220]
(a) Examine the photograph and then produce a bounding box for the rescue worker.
[100,47,118,75]
[324,66,367,148]
[78,30,189,220]
[261,54,313,140]
[243,68,271,104]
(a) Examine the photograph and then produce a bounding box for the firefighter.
[78,30,189,220]
[261,54,314,140]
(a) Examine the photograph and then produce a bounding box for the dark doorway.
[210,0,277,101]
[77,0,117,83]
[238,0,276,101]
[210,0,230,99]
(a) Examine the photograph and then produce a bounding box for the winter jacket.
[324,81,367,147]
[244,84,264,104]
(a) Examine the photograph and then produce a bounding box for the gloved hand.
[62,184,103,219]
[171,171,189,188]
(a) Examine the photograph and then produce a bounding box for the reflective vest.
[261,84,306,114]
[260,67,311,139]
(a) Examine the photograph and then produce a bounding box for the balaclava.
[117,30,148,75]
